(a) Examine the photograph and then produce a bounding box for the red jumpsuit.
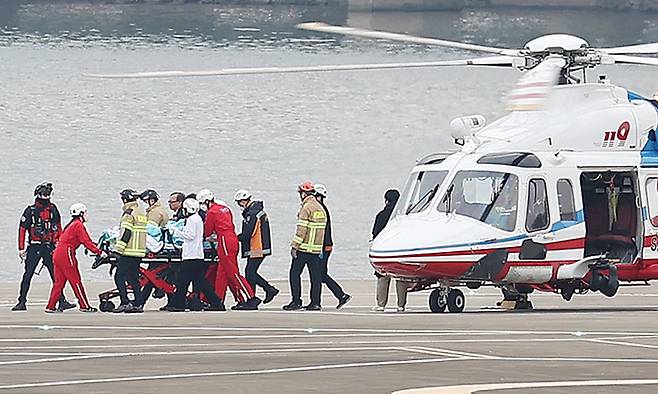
[46,218,101,310]
[204,202,255,303]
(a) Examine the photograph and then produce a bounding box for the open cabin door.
[580,169,641,264]
[639,167,658,266]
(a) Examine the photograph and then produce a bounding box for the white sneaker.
[397,306,405,313]
[371,306,385,312]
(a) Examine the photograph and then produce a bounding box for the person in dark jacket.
[235,190,279,304]
[371,189,409,312]
[313,184,351,309]
[13,182,75,312]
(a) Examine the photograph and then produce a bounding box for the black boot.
[11,302,26,311]
[58,299,76,311]
[282,301,302,311]
[264,287,280,304]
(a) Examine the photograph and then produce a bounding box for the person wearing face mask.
[167,198,225,312]
[13,182,75,312]
[198,189,261,310]
[283,182,327,311]
[45,204,107,313]
[138,189,170,310]
[234,189,279,304]
[141,189,169,228]
[113,188,148,313]
[312,184,351,309]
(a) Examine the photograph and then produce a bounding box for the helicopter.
[88,22,658,313]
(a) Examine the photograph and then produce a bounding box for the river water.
[1,3,658,282]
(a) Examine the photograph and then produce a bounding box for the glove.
[290,248,297,259]
[100,251,108,259]
[18,249,26,261]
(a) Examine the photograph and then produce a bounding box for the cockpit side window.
[396,170,448,216]
[438,170,519,232]
[557,179,577,222]
[526,178,550,232]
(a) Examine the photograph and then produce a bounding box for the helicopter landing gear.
[497,287,533,310]
[429,287,465,313]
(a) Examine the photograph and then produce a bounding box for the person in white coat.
[167,198,225,312]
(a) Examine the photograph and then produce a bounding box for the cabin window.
[646,178,658,227]
[438,170,518,232]
[397,170,449,215]
[526,178,550,232]
[557,179,577,221]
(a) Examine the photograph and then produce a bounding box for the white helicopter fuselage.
[370,82,658,295]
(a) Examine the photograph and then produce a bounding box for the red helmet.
[297,181,315,193]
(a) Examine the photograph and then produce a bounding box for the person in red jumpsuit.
[45,203,106,313]
[197,189,261,310]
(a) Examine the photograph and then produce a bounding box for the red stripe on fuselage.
[370,237,585,260]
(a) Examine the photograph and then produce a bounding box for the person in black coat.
[235,190,279,304]
[371,189,409,312]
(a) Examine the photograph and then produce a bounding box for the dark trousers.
[245,257,275,293]
[289,251,322,306]
[18,244,66,304]
[114,255,142,306]
[174,260,223,309]
[321,252,345,300]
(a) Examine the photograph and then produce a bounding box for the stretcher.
[91,221,218,312]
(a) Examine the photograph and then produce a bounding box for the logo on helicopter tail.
[601,121,631,148]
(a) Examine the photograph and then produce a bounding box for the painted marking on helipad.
[0,357,462,389]
[393,379,658,393]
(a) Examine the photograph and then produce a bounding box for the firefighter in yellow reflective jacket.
[114,189,148,313]
[141,189,169,228]
[283,182,327,311]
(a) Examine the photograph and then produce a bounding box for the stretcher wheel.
[99,300,115,312]
[429,288,446,313]
[447,289,465,313]
[153,288,166,299]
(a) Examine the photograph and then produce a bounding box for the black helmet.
[34,182,53,197]
[140,189,159,202]
[119,188,139,202]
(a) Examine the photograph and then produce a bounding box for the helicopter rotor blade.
[598,43,658,55]
[609,54,658,66]
[507,56,566,111]
[83,56,515,79]
[296,22,521,57]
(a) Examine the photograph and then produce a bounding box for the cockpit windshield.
[396,170,449,216]
[438,170,519,232]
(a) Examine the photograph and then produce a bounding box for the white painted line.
[0,357,461,389]
[410,346,498,360]
[588,338,658,350]
[3,325,658,337]
[0,354,119,366]
[0,337,595,350]
[0,346,410,366]
[393,379,658,394]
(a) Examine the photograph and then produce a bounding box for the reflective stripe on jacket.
[291,195,326,255]
[239,200,272,258]
[116,201,148,257]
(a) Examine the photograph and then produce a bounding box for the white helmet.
[69,203,88,217]
[314,184,328,198]
[234,189,252,202]
[183,198,200,215]
[196,189,214,204]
